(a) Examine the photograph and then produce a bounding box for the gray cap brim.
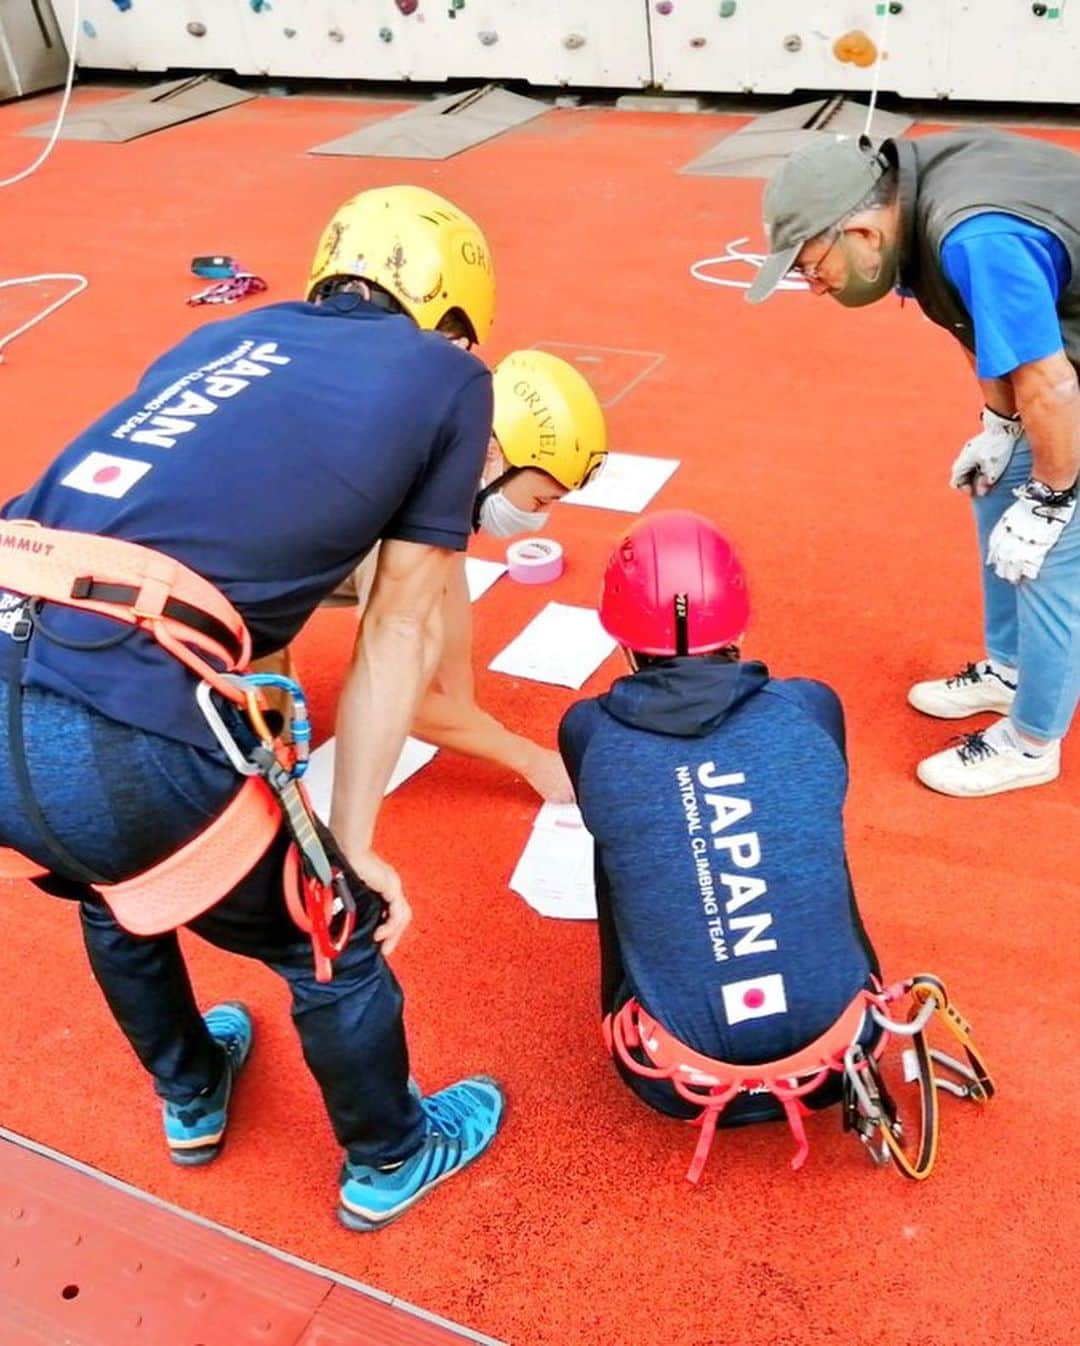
[746,241,802,305]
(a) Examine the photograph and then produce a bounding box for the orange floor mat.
[0,1128,501,1346]
[1,86,1077,1346]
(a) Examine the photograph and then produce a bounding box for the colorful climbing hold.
[833,29,879,67]
[186,21,207,37]
[396,0,419,14]
[719,0,737,16]
[379,26,394,42]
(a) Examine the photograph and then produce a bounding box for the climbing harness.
[604,974,994,1183]
[0,520,356,981]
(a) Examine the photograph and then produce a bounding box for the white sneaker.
[916,728,1060,797]
[908,662,1016,719]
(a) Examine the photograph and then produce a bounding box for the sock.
[985,718,1056,758]
[984,658,1018,689]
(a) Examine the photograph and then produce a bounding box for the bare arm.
[963,346,1017,418]
[330,538,453,950]
[1009,351,1080,491]
[427,555,475,703]
[413,557,574,802]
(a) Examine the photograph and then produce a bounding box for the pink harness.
[604,975,994,1183]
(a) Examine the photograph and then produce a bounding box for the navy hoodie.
[559,658,878,1075]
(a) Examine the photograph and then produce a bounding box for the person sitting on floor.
[557,510,993,1181]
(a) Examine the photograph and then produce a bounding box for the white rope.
[0,0,86,364]
[689,238,809,293]
[0,273,88,360]
[862,2,893,138]
[0,0,81,188]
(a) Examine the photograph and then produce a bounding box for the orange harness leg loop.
[95,777,282,935]
[605,995,871,1183]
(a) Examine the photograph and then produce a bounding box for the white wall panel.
[943,1,1080,103]
[47,1,1080,105]
[652,2,948,99]
[52,0,249,73]
[55,1,652,89]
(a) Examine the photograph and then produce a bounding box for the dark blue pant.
[0,682,424,1167]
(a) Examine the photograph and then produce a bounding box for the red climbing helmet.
[599,509,750,656]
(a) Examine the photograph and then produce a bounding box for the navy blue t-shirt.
[0,300,492,746]
[559,659,877,1070]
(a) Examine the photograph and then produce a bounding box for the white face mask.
[477,491,549,539]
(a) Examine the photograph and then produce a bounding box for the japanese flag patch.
[720,972,788,1025]
[60,452,152,499]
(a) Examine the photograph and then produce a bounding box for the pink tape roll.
[506,537,565,584]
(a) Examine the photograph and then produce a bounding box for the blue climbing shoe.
[338,1075,505,1231]
[163,1001,254,1167]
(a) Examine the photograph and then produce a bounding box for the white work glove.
[986,479,1077,584]
[949,407,1024,495]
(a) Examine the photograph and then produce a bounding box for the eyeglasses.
[791,228,842,283]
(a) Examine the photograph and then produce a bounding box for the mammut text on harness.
[0,520,356,983]
[604,974,994,1183]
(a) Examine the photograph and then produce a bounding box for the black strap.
[5,622,110,887]
[673,593,689,657]
[69,578,243,662]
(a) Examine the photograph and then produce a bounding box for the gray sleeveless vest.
[886,131,1080,367]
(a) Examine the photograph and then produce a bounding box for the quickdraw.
[0,521,355,982]
[605,975,994,1184]
[199,673,355,983]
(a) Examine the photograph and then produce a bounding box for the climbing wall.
[652,2,949,98]
[55,0,652,88]
[48,0,1080,103]
[651,0,1078,101]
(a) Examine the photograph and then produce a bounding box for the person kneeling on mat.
[257,348,608,804]
[558,511,994,1182]
[0,184,508,1231]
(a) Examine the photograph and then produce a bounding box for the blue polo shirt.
[941,213,1071,378]
[1,299,492,747]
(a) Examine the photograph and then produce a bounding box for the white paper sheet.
[488,603,617,689]
[464,556,508,602]
[560,452,680,513]
[303,735,439,822]
[509,803,596,920]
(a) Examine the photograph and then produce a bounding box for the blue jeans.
[0,682,424,1167]
[972,436,1080,740]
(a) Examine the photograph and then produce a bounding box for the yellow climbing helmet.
[491,350,608,492]
[306,184,495,343]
